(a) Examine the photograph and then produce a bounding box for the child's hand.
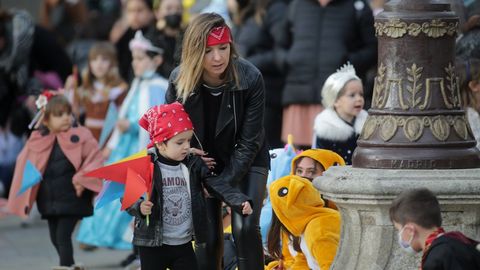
[140,200,154,216]
[116,119,130,133]
[242,201,253,215]
[73,182,84,197]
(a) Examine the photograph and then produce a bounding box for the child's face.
[156,0,183,20]
[203,43,230,81]
[157,130,193,161]
[90,55,112,81]
[295,157,324,181]
[43,111,72,133]
[126,0,154,30]
[132,48,161,77]
[334,80,364,121]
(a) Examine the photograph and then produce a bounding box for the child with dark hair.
[389,188,480,270]
[77,29,169,256]
[126,102,252,270]
[7,92,104,269]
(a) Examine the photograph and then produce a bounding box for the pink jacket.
[7,126,104,218]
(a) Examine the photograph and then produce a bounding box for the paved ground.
[0,202,132,270]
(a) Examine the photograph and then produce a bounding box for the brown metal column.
[353,0,480,169]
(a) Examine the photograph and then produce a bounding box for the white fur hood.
[466,107,480,150]
[313,108,368,142]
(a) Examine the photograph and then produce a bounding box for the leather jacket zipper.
[233,93,237,138]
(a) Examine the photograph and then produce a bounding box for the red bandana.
[139,102,194,148]
[421,227,445,269]
[206,26,232,47]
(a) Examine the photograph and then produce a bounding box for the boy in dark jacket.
[389,188,480,270]
[126,102,253,270]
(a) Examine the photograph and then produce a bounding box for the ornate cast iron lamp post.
[313,1,480,269]
[353,0,480,169]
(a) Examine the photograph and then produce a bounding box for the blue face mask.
[398,226,418,254]
[141,70,156,79]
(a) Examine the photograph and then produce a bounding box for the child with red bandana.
[126,102,253,270]
[166,13,270,269]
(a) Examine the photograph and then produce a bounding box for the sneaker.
[72,263,86,270]
[51,264,86,270]
[79,243,97,251]
[124,258,140,270]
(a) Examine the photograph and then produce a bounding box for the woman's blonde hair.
[79,42,125,101]
[456,58,480,109]
[175,13,239,102]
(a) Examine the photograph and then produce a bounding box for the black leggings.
[47,216,79,266]
[138,242,197,270]
[196,167,268,270]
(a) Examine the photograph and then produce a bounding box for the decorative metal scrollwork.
[375,19,458,38]
[359,115,470,142]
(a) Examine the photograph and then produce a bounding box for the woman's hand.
[116,119,130,133]
[190,148,216,170]
[72,181,84,197]
[242,201,253,215]
[140,200,154,216]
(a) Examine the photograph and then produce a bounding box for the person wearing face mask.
[114,0,156,82]
[147,0,184,78]
[389,188,480,270]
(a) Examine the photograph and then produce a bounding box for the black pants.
[138,242,197,270]
[196,167,268,270]
[47,216,79,266]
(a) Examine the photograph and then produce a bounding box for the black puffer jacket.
[278,0,377,105]
[127,149,252,247]
[166,58,270,185]
[233,0,288,107]
[36,141,94,218]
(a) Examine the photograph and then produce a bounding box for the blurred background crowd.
[0,0,479,214]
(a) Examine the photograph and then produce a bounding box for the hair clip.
[28,90,58,130]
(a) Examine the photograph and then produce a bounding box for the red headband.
[139,102,194,148]
[207,26,232,47]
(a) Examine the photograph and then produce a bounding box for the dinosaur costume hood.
[290,149,345,174]
[270,175,340,236]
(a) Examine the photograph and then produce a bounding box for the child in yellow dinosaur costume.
[267,175,341,270]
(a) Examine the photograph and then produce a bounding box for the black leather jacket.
[126,149,252,247]
[166,58,270,186]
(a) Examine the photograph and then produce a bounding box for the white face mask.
[397,226,419,254]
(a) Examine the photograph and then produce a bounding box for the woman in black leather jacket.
[165,12,270,270]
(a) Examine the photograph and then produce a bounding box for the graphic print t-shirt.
[159,162,193,245]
